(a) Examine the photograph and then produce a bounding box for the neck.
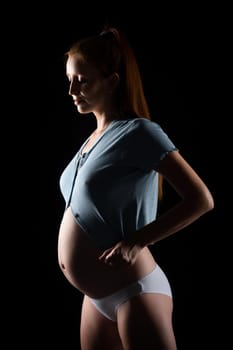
[94,109,125,131]
[94,114,117,132]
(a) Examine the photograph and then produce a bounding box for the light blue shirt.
[60,118,177,250]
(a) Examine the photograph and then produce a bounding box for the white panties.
[90,264,172,321]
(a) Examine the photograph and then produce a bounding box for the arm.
[99,150,214,266]
[131,150,214,248]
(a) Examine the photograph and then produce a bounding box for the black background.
[37,4,228,349]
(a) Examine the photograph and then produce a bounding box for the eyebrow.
[65,73,87,80]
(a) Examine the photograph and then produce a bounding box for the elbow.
[203,190,214,213]
[184,188,214,217]
[193,189,215,215]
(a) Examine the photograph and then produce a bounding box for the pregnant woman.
[57,27,214,350]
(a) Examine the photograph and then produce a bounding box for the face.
[66,54,114,115]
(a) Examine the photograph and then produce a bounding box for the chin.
[77,106,92,114]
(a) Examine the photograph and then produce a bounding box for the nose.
[69,79,81,96]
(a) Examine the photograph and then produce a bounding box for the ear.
[108,72,120,90]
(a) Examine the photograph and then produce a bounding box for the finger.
[103,250,118,263]
[98,247,114,261]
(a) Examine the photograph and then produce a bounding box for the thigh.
[117,293,177,350]
[80,295,124,350]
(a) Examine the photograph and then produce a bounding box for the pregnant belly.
[57,207,156,298]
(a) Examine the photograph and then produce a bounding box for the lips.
[73,98,85,105]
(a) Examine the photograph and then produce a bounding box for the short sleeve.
[126,119,178,171]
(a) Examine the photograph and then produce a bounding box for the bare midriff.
[57,207,157,298]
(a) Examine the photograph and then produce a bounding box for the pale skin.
[58,53,214,350]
